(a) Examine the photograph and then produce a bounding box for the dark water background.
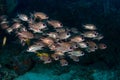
[0,0,120,79]
[13,0,120,69]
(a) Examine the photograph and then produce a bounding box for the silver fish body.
[78,42,88,48]
[83,24,97,30]
[82,31,98,38]
[68,50,84,57]
[17,14,28,21]
[27,45,43,52]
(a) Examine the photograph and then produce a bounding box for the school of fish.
[0,12,107,66]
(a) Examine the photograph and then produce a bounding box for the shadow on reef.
[0,0,120,79]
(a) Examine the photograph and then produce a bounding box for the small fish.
[6,27,13,33]
[2,36,7,46]
[49,44,57,51]
[56,42,73,52]
[78,42,88,48]
[29,24,42,33]
[86,41,98,52]
[12,18,21,23]
[41,37,54,46]
[68,50,84,57]
[69,55,79,62]
[0,20,9,24]
[37,53,51,64]
[11,22,22,29]
[70,27,79,34]
[43,56,52,64]
[60,59,68,66]
[98,43,107,50]
[58,32,71,40]
[71,36,84,43]
[33,12,49,20]
[70,42,79,49]
[47,20,63,28]
[17,31,34,39]
[55,28,66,33]
[19,26,27,32]
[36,52,49,57]
[34,40,45,46]
[27,44,43,52]
[93,34,104,41]
[17,14,29,21]
[29,22,47,33]
[47,32,58,39]
[54,51,64,56]
[34,22,47,29]
[51,54,59,60]
[83,24,97,30]
[49,43,73,54]
[54,46,69,53]
[82,31,98,38]
[6,22,22,33]
[0,23,9,29]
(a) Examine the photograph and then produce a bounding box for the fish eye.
[82,37,84,40]
[60,23,63,26]
[67,33,70,35]
[95,32,98,35]
[64,62,68,65]
[94,46,97,49]
[86,43,89,46]
[75,44,78,48]
[56,56,58,59]
[103,45,106,48]
[43,23,46,26]
[81,52,84,54]
[70,47,73,49]
[48,59,51,61]
[94,33,97,35]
